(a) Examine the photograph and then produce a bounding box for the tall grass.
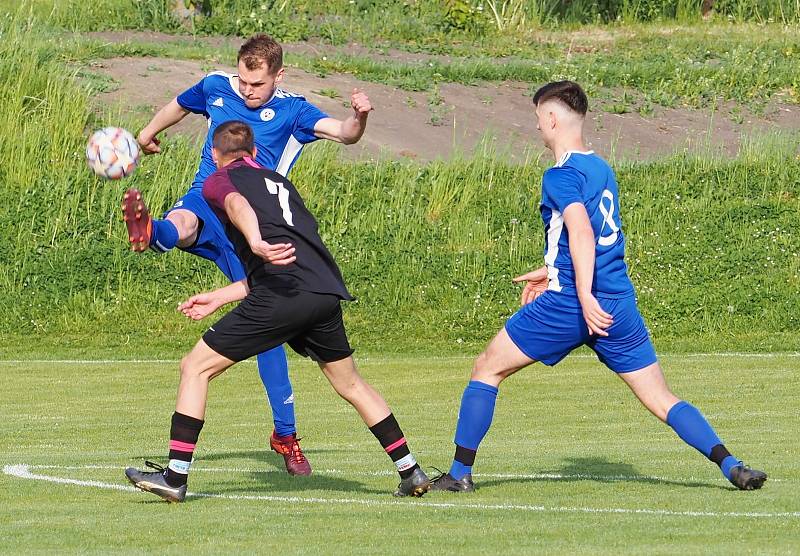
[1,11,798,354]
[4,0,800,42]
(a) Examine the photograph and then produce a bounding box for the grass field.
[1,353,797,553]
[1,2,798,553]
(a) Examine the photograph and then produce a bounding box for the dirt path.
[85,32,800,162]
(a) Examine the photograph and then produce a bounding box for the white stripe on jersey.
[544,209,563,292]
[275,134,304,177]
[556,150,594,168]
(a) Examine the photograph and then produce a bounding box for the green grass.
[0,353,797,553]
[2,9,800,352]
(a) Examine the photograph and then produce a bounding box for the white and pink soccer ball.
[86,127,140,180]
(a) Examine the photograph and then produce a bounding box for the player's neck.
[551,137,590,163]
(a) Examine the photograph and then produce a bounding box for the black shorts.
[202,287,354,363]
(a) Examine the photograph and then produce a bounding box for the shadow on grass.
[131,450,389,499]
[476,456,731,491]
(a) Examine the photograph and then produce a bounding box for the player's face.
[237,60,284,108]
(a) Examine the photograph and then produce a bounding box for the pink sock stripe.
[169,440,196,452]
[385,438,407,453]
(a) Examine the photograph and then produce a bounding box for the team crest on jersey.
[212,97,224,107]
[260,108,275,122]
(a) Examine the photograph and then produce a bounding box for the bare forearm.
[141,98,189,138]
[569,229,596,297]
[211,279,249,304]
[338,113,368,144]
[224,194,262,247]
[315,114,368,144]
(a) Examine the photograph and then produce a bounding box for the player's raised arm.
[562,202,613,336]
[137,98,190,155]
[313,88,371,144]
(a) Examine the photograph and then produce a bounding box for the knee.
[168,211,199,241]
[179,355,208,382]
[470,351,505,385]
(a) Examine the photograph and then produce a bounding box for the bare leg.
[616,361,680,422]
[318,356,390,426]
[175,339,236,419]
[471,327,536,386]
[165,208,201,248]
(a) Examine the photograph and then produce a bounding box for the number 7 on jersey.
[264,177,294,226]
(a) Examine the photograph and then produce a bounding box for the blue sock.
[149,219,179,253]
[720,455,742,479]
[449,380,498,480]
[666,400,741,479]
[256,346,296,437]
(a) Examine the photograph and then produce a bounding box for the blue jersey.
[176,71,329,191]
[539,151,634,299]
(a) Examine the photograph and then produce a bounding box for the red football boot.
[270,431,312,476]
[121,188,152,252]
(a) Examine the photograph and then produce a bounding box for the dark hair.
[212,121,254,158]
[532,81,589,116]
[238,33,283,73]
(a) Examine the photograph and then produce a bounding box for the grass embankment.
[0,13,798,358]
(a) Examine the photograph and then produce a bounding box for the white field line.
[4,464,797,519]
[0,352,798,364]
[21,464,787,483]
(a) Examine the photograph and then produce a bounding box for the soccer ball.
[86,127,140,180]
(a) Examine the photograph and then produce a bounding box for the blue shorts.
[164,188,246,282]
[505,290,657,373]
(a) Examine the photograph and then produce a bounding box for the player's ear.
[211,147,220,168]
[549,110,557,130]
[273,67,285,86]
[251,145,258,158]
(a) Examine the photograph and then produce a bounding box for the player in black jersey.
[124,121,430,502]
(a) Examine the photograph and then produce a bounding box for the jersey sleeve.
[292,100,329,144]
[176,77,208,116]
[202,169,238,215]
[542,166,585,212]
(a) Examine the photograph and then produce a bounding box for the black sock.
[369,414,419,479]
[165,412,204,487]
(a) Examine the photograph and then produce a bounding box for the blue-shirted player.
[431,81,767,493]
[121,34,372,476]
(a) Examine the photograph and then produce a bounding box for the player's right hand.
[250,240,296,266]
[137,132,161,155]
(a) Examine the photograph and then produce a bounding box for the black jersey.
[203,157,352,301]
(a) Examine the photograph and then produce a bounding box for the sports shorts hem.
[606,356,659,374]
[504,322,559,366]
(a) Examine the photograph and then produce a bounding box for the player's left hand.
[251,240,296,266]
[578,293,613,337]
[178,293,224,321]
[512,267,548,306]
[350,88,372,117]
